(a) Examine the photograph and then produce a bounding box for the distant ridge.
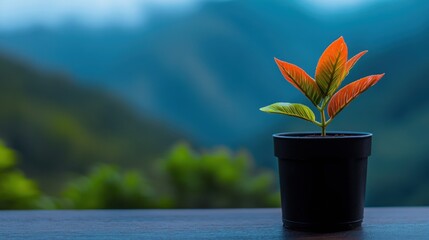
[0,54,183,193]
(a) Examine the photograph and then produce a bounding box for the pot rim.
[273,131,372,139]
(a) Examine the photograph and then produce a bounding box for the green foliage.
[0,53,280,208]
[0,141,40,209]
[51,143,279,209]
[59,165,157,209]
[0,55,182,193]
[161,143,280,208]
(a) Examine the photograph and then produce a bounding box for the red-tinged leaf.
[275,58,322,105]
[328,74,385,118]
[315,36,348,98]
[346,50,367,75]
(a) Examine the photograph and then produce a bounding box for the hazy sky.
[0,0,375,31]
[302,0,375,10]
[0,0,200,30]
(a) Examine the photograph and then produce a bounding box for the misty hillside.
[0,55,182,193]
[1,0,429,205]
[1,0,428,146]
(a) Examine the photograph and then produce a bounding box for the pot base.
[274,132,371,233]
[283,219,362,232]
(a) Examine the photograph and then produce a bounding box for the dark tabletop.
[0,207,428,239]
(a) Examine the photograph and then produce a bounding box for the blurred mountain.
[350,30,429,206]
[0,55,182,193]
[1,0,429,205]
[1,0,428,147]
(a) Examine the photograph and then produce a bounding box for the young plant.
[260,36,384,136]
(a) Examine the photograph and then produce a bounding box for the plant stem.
[320,109,326,136]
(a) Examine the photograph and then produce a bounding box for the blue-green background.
[0,0,428,208]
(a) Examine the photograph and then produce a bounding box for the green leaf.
[260,103,316,123]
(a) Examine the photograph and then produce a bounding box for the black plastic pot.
[274,132,372,232]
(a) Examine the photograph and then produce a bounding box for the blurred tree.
[56,143,279,209]
[60,165,157,209]
[0,141,40,209]
[161,143,280,208]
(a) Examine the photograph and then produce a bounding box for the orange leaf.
[346,50,367,74]
[328,74,385,118]
[315,36,348,97]
[275,58,322,105]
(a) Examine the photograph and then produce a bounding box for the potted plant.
[260,36,384,232]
